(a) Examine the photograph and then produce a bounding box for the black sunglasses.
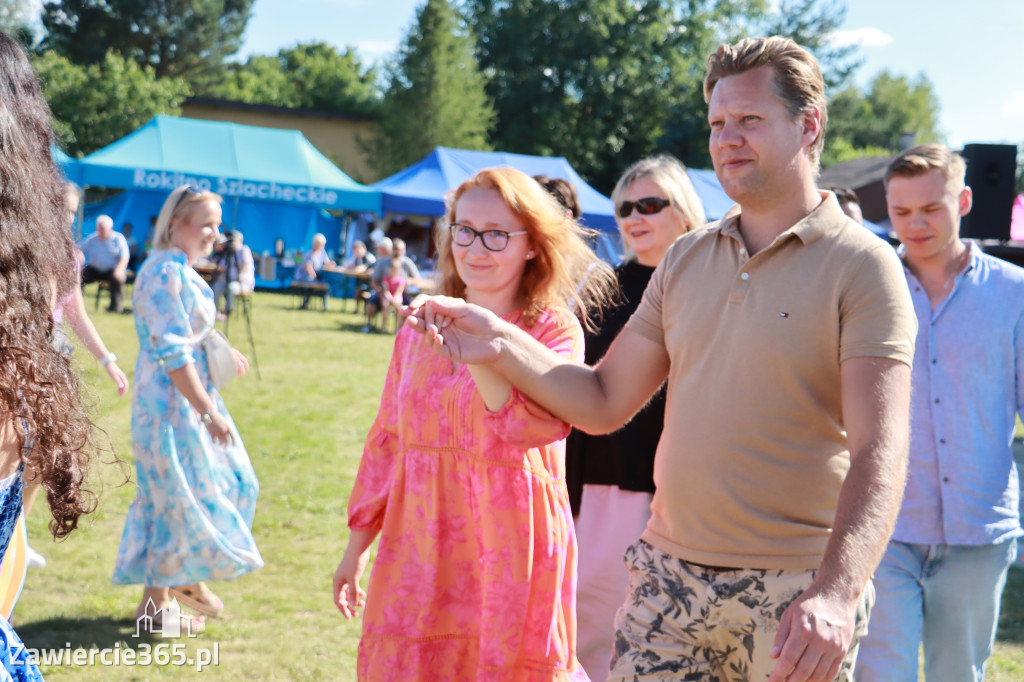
[617,197,671,218]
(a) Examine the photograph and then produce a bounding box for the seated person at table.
[294,233,335,309]
[341,239,376,301]
[362,237,419,333]
[372,236,392,265]
[79,214,130,313]
[212,230,255,319]
[342,239,376,271]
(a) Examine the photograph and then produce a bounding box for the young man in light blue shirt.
[856,143,1024,681]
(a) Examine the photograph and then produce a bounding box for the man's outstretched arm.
[408,296,670,434]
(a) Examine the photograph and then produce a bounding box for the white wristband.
[100,353,117,366]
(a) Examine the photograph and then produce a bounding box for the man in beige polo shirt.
[407,37,916,682]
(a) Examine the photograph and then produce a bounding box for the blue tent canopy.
[52,146,82,184]
[76,116,381,213]
[372,147,618,233]
[687,169,735,221]
[373,147,737,226]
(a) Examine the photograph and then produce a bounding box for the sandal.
[168,583,224,618]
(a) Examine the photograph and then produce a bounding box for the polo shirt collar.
[716,191,842,248]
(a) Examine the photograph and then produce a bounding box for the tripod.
[216,244,261,380]
[224,290,260,379]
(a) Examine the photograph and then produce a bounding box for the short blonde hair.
[437,166,615,329]
[884,143,967,190]
[704,36,827,169]
[152,185,223,250]
[611,155,707,262]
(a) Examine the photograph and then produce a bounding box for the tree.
[0,0,36,42]
[466,1,717,190]
[824,70,941,167]
[33,50,190,156]
[463,0,855,191]
[215,54,294,106]
[759,0,860,89]
[214,42,380,115]
[364,0,493,178]
[40,0,253,90]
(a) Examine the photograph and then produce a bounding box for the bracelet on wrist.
[99,352,117,366]
[200,408,216,425]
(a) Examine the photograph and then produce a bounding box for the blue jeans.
[855,538,1018,682]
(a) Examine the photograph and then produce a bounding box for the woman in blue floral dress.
[0,31,100,680]
[112,185,263,629]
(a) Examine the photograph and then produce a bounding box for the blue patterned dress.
[0,467,43,681]
[112,249,263,587]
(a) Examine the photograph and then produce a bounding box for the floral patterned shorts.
[607,539,873,681]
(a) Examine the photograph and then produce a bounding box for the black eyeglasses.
[450,223,528,252]
[617,197,671,218]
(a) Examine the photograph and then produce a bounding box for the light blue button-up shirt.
[892,243,1024,546]
[79,231,128,272]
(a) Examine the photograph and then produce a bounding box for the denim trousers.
[855,538,1018,682]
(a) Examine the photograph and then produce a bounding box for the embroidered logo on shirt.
[780,312,789,318]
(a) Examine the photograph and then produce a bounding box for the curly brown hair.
[0,32,96,538]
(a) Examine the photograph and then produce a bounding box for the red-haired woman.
[334,167,614,680]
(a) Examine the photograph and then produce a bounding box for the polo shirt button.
[739,248,747,256]
[939,438,946,444]
[931,359,937,364]
[740,272,750,280]
[943,477,950,483]
[934,398,940,404]
[915,286,921,292]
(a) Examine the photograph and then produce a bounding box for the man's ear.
[958,185,973,218]
[801,107,822,148]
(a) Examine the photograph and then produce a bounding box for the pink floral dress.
[348,307,589,681]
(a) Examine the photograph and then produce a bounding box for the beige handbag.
[202,329,236,390]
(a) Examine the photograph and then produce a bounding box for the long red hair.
[435,167,615,329]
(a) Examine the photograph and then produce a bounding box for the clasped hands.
[400,296,504,365]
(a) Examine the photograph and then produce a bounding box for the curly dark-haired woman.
[0,31,100,680]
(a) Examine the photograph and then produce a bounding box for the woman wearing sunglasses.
[334,166,614,680]
[566,154,706,679]
[112,184,263,631]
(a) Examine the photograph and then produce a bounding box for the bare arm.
[64,287,129,396]
[769,356,910,682]
[333,527,378,618]
[411,297,670,433]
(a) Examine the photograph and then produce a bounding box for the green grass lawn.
[12,287,1024,679]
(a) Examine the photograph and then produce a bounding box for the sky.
[236,0,1021,151]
